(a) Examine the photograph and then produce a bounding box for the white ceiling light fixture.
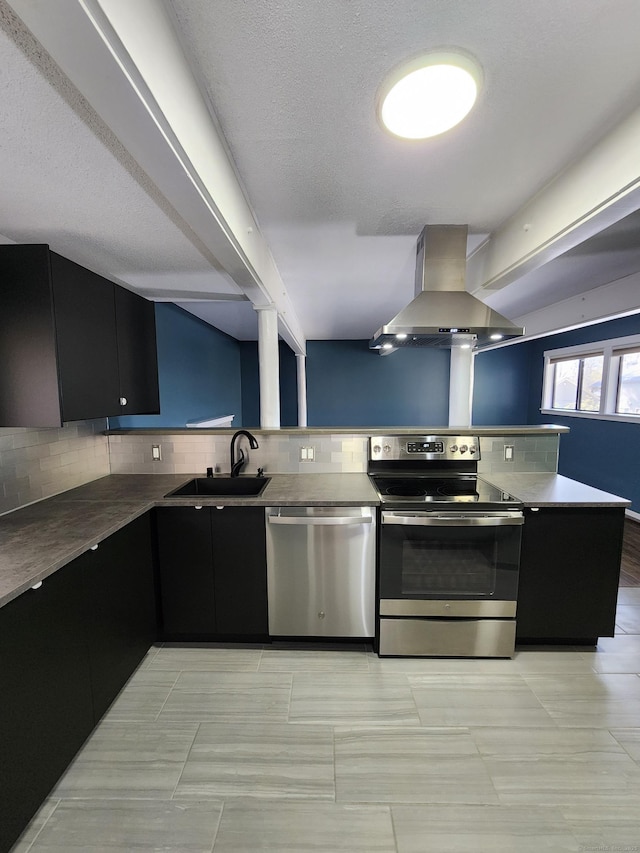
[378,50,482,140]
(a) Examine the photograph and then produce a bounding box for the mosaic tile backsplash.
[0,419,110,515]
[108,432,559,477]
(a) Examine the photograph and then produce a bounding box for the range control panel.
[369,435,480,462]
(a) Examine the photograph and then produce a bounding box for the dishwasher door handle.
[268,513,373,526]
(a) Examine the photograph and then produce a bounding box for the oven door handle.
[381,511,524,527]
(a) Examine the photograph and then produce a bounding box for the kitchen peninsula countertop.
[485,473,632,508]
[0,471,630,610]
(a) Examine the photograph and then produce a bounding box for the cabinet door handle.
[530,507,540,512]
[194,505,203,510]
[90,544,99,550]
[216,506,224,510]
[31,581,43,590]
[119,396,128,406]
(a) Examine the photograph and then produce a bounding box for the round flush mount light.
[377,50,482,140]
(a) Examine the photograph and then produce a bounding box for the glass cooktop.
[370,474,519,506]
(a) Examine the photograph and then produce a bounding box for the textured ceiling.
[2,0,640,343]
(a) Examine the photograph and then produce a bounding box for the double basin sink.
[165,476,270,497]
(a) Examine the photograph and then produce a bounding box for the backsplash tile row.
[108,432,559,476]
[0,420,110,515]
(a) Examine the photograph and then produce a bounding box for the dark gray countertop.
[484,473,632,508]
[0,470,629,610]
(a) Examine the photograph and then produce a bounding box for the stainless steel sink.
[165,476,270,497]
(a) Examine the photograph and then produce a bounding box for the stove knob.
[383,444,391,454]
[459,444,468,454]
[372,444,381,455]
[449,444,458,453]
[469,445,477,455]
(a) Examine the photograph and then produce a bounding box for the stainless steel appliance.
[266,506,376,638]
[369,435,523,657]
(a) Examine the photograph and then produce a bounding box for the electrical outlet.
[151,444,162,461]
[299,446,315,462]
[504,444,514,462]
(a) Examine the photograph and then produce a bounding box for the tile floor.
[12,587,640,852]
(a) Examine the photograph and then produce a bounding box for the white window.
[542,334,640,423]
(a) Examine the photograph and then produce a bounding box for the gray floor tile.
[610,728,640,761]
[525,672,640,727]
[101,669,180,721]
[392,803,580,852]
[144,645,263,671]
[615,605,640,633]
[259,648,370,671]
[288,672,420,724]
[158,672,292,722]
[617,587,640,605]
[409,674,556,726]
[473,726,640,806]
[174,721,334,799]
[334,726,499,804]
[52,722,198,799]
[211,801,396,852]
[23,799,222,852]
[580,650,640,673]
[10,799,60,852]
[561,803,640,849]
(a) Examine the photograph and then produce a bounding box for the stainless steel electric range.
[369,435,524,658]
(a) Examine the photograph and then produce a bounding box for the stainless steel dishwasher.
[266,506,376,638]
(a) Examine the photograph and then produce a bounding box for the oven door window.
[379,518,521,601]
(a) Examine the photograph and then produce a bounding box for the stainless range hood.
[369,225,524,353]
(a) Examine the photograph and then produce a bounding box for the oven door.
[379,510,523,617]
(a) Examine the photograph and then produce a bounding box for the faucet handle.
[257,467,264,478]
[206,466,214,478]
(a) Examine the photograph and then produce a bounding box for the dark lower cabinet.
[0,562,94,853]
[155,505,268,639]
[516,506,625,644]
[0,513,156,853]
[81,513,157,719]
[155,506,217,635]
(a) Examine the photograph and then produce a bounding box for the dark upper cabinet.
[0,244,159,427]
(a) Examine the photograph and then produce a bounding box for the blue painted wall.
[304,340,450,427]
[473,340,535,424]
[110,303,243,428]
[525,313,640,510]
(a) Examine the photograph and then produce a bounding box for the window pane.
[552,359,579,409]
[578,355,604,411]
[617,351,640,414]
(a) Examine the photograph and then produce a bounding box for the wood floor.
[620,517,640,586]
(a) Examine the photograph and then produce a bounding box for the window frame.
[541,333,640,423]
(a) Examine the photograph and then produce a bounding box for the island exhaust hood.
[369,225,524,353]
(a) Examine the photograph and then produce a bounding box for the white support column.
[295,354,307,427]
[255,305,280,428]
[448,347,474,427]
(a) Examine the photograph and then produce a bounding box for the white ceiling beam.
[467,104,640,294]
[513,272,640,341]
[7,0,306,353]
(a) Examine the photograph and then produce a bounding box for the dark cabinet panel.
[516,507,625,643]
[0,244,159,427]
[155,506,268,638]
[0,244,61,426]
[0,562,94,853]
[82,513,157,719]
[155,506,217,636]
[211,505,268,635]
[0,513,157,852]
[114,286,160,415]
[51,252,121,420]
